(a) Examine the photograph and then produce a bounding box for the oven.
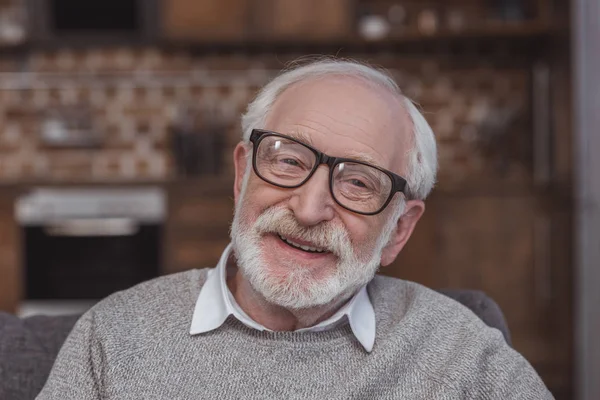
[16,187,165,315]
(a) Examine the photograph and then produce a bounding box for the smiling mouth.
[277,234,327,254]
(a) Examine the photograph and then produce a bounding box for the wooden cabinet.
[161,0,353,43]
[252,0,353,42]
[387,193,572,397]
[163,178,234,274]
[0,188,20,313]
[162,0,252,42]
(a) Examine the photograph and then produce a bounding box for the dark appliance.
[27,0,159,45]
[17,187,165,300]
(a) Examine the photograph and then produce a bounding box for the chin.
[246,259,341,309]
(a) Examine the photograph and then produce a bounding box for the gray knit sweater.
[37,269,553,399]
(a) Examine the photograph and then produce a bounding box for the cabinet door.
[164,180,234,274]
[162,0,251,42]
[0,189,20,313]
[387,194,572,398]
[252,0,352,42]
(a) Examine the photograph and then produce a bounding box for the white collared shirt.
[189,244,376,352]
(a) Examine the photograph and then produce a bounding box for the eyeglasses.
[249,129,409,215]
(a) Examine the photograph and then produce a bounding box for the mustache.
[252,206,351,256]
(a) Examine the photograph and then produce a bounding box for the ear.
[233,142,250,205]
[379,200,425,267]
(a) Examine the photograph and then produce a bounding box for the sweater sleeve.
[36,311,103,400]
[465,330,555,400]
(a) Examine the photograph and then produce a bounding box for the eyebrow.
[286,130,315,146]
[342,151,380,166]
[286,130,381,166]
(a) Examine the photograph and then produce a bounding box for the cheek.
[340,215,382,252]
[237,180,288,224]
[236,196,261,229]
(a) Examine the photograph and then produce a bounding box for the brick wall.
[0,48,532,188]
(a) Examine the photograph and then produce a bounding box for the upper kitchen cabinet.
[161,0,252,43]
[161,0,353,44]
[251,0,353,42]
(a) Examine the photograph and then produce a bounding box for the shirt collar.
[190,243,376,352]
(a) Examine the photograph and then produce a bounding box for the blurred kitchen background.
[0,0,598,399]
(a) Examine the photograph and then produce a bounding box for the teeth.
[278,235,325,253]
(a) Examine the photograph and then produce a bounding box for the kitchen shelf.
[0,20,556,56]
[0,175,234,190]
[161,21,555,56]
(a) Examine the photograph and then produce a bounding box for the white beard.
[230,173,405,310]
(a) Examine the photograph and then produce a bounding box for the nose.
[288,165,335,226]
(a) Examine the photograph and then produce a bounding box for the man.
[38,59,553,399]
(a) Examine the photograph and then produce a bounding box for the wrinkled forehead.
[264,75,413,174]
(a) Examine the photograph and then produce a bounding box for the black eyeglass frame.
[249,129,409,216]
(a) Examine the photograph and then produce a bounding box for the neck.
[226,259,354,331]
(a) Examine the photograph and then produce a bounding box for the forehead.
[264,76,412,174]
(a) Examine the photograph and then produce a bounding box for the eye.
[349,178,368,188]
[281,158,300,167]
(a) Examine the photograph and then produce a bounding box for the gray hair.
[240,59,438,200]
